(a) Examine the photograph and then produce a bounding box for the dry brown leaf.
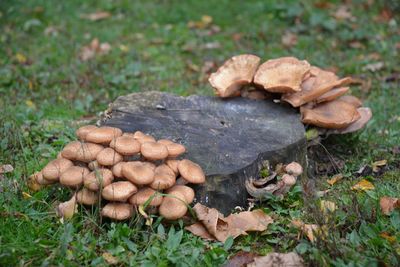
[291,220,320,243]
[0,164,13,174]
[380,232,396,243]
[248,252,304,267]
[372,159,387,172]
[224,251,258,267]
[186,203,273,242]
[187,15,213,29]
[333,6,355,21]
[281,31,298,48]
[79,38,111,61]
[351,179,375,191]
[81,11,111,21]
[102,252,119,265]
[185,222,216,241]
[327,173,343,186]
[380,196,400,215]
[320,200,337,213]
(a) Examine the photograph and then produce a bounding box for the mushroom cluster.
[28,126,206,221]
[209,55,372,134]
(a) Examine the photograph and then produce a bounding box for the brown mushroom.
[42,158,74,181]
[177,159,205,184]
[315,87,349,104]
[166,185,195,204]
[133,131,156,144]
[109,136,141,156]
[300,99,361,129]
[84,168,114,191]
[166,143,186,158]
[102,181,138,202]
[76,125,98,141]
[330,107,372,134]
[281,66,352,107]
[208,54,261,98]
[76,188,98,205]
[159,191,188,220]
[122,161,155,185]
[59,166,90,187]
[141,142,169,161]
[112,162,126,178]
[96,147,123,166]
[338,95,363,108]
[166,160,180,175]
[33,171,55,185]
[61,141,82,160]
[282,174,297,186]
[101,203,134,220]
[129,187,163,206]
[150,164,176,190]
[284,162,303,177]
[27,172,44,191]
[254,57,311,93]
[57,195,77,219]
[74,142,104,163]
[85,126,123,144]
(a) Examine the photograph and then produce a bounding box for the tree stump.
[101,91,306,215]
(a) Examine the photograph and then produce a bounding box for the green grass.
[1,0,400,266]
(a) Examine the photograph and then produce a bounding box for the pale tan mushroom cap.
[141,142,169,161]
[42,158,74,181]
[167,185,195,204]
[338,95,363,108]
[166,160,180,175]
[109,136,141,156]
[209,54,261,98]
[102,181,138,202]
[316,87,349,104]
[61,141,82,159]
[84,168,114,191]
[112,162,126,178]
[101,203,134,220]
[85,126,123,144]
[33,171,55,185]
[76,188,98,205]
[285,162,303,177]
[27,172,43,191]
[159,191,188,220]
[165,142,186,158]
[301,100,361,129]
[150,164,176,190]
[122,161,155,185]
[158,139,174,146]
[254,57,311,93]
[133,131,156,144]
[332,107,372,134]
[75,143,104,162]
[129,187,163,206]
[96,147,123,166]
[282,174,297,186]
[178,159,206,184]
[60,166,90,187]
[57,195,77,219]
[76,125,98,141]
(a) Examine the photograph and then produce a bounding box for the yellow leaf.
[201,15,213,25]
[320,200,337,213]
[351,179,375,191]
[327,174,343,186]
[138,205,153,226]
[291,220,320,243]
[372,159,387,172]
[15,53,27,64]
[102,252,119,265]
[25,100,36,109]
[22,192,32,199]
[380,232,396,243]
[119,44,129,52]
[28,81,34,90]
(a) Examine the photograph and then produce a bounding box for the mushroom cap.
[141,142,169,161]
[96,147,123,166]
[282,174,297,186]
[150,164,176,190]
[281,67,352,107]
[166,185,195,204]
[159,191,188,220]
[177,159,206,184]
[129,187,163,206]
[331,107,372,134]
[208,54,261,98]
[27,172,43,191]
[76,125,98,141]
[316,87,349,104]
[42,158,74,181]
[101,203,134,220]
[88,160,101,171]
[301,99,361,129]
[57,195,77,219]
[166,160,180,175]
[85,126,123,144]
[84,168,114,191]
[122,161,155,185]
[133,131,156,144]
[75,142,104,162]
[102,181,138,202]
[284,162,303,177]
[338,95,363,108]
[61,141,82,160]
[254,57,311,93]
[165,142,186,158]
[112,162,126,178]
[109,136,141,156]
[76,188,98,205]
[158,139,174,145]
[59,166,90,187]
[32,171,55,185]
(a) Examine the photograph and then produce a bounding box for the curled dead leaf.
[327,173,343,186]
[320,200,337,213]
[102,252,119,265]
[81,11,111,21]
[0,164,13,174]
[380,196,399,215]
[291,220,321,243]
[223,251,258,267]
[351,179,375,191]
[248,252,304,267]
[372,159,387,172]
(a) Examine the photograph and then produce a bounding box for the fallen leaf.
[333,5,355,21]
[186,203,273,242]
[320,200,337,213]
[281,31,298,48]
[362,62,384,72]
[380,232,396,243]
[138,205,153,226]
[248,252,304,267]
[44,26,59,36]
[186,222,216,241]
[22,192,32,199]
[25,99,36,109]
[119,44,129,52]
[352,179,375,191]
[201,41,221,50]
[291,220,320,242]
[223,251,258,267]
[372,159,387,172]
[0,164,13,174]
[81,11,111,21]
[102,252,119,265]
[380,196,400,215]
[187,15,213,29]
[327,173,343,186]
[79,38,111,61]
[15,53,27,64]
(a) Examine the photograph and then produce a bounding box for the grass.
[1,0,400,266]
